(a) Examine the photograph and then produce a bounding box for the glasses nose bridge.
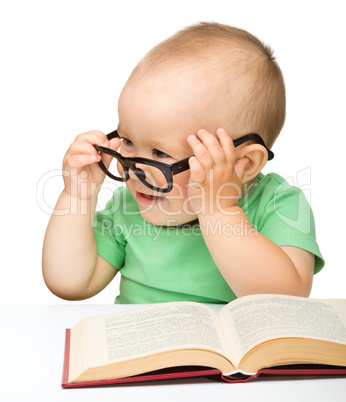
[120,159,146,185]
[130,161,169,191]
[132,161,159,183]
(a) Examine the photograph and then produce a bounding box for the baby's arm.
[42,131,119,300]
[187,129,314,298]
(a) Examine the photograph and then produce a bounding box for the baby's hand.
[63,130,120,200]
[187,128,249,216]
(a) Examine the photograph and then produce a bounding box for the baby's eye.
[154,149,170,158]
[120,138,134,147]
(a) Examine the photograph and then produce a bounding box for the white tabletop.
[1,304,345,402]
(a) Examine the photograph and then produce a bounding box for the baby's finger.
[188,156,207,185]
[64,141,101,169]
[97,138,122,169]
[216,128,236,164]
[65,154,101,170]
[196,129,226,165]
[75,130,108,147]
[187,134,213,170]
[68,140,101,156]
[107,137,122,151]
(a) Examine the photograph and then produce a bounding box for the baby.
[42,22,324,303]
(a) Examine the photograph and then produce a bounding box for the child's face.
[117,66,222,226]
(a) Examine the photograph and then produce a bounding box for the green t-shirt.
[94,172,324,304]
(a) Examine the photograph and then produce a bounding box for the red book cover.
[61,329,346,388]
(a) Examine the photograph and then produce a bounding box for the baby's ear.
[234,157,250,183]
[236,144,268,183]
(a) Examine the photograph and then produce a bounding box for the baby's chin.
[140,212,199,227]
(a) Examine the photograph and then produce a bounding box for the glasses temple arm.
[107,130,119,140]
[105,131,274,161]
[234,133,274,161]
[171,157,191,175]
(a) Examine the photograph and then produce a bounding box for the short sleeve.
[93,192,126,270]
[257,182,324,274]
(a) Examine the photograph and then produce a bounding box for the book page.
[82,302,231,368]
[218,294,346,367]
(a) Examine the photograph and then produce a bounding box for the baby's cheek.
[171,171,190,197]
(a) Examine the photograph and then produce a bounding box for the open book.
[62,294,346,387]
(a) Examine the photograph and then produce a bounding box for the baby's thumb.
[102,138,121,169]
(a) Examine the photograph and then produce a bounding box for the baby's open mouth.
[136,191,165,204]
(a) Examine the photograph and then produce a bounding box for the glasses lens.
[105,156,126,180]
[134,163,168,191]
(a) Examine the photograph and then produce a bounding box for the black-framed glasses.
[94,130,274,193]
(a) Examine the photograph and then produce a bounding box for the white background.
[1,0,345,305]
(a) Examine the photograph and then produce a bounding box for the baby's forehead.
[132,57,204,85]
[137,51,228,78]
[132,48,258,98]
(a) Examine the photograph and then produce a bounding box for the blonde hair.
[131,22,286,148]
